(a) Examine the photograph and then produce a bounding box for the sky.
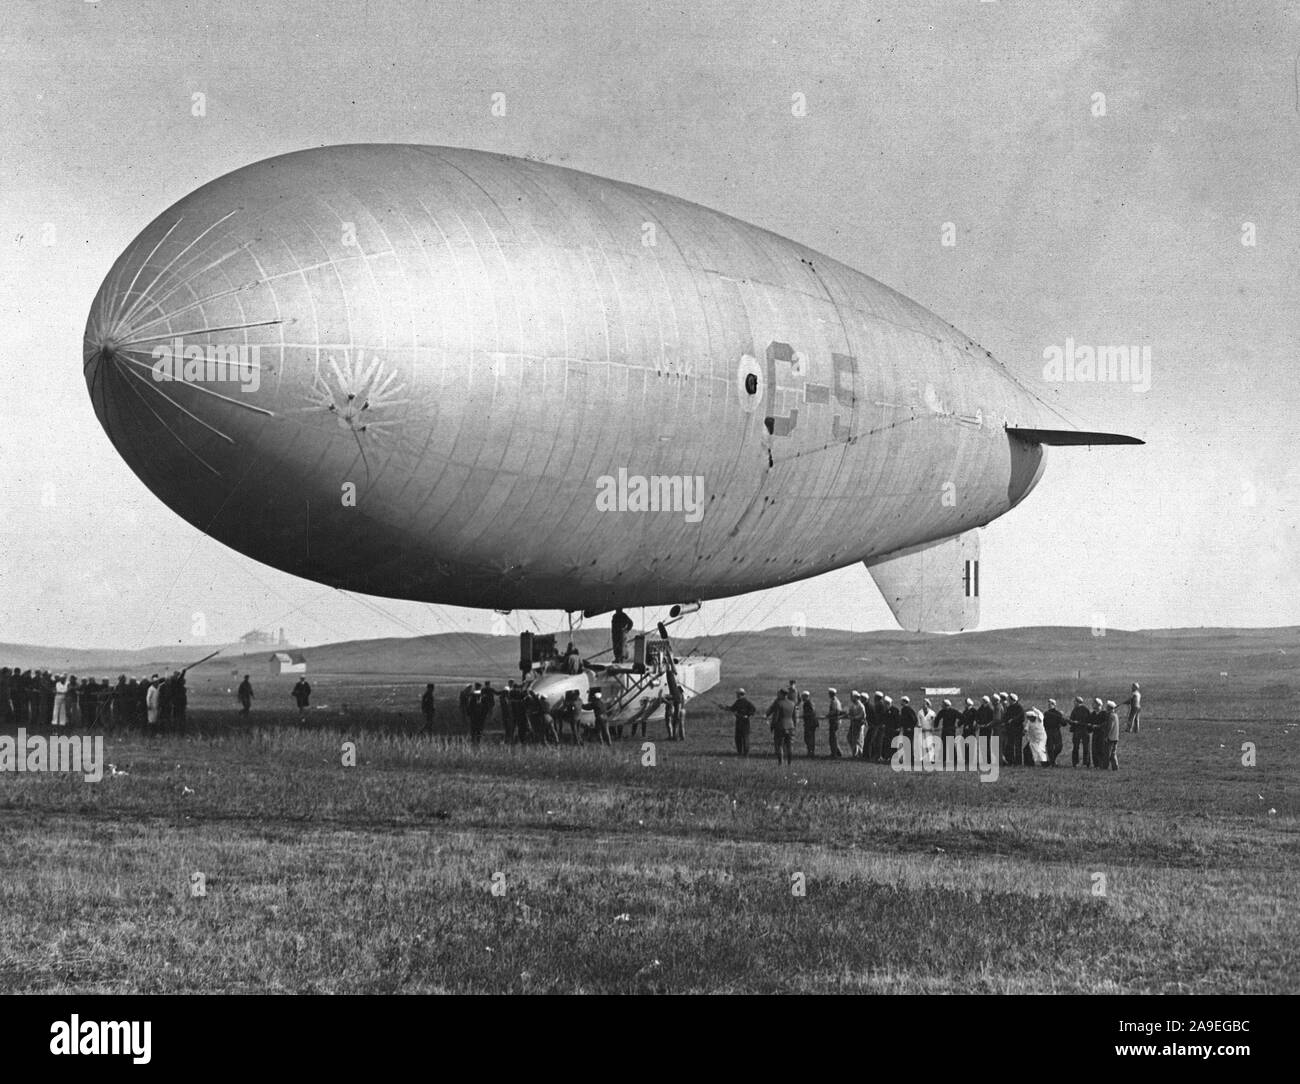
[2,0,1298,649]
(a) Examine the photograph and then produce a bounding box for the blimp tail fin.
[865,531,980,632]
[1007,426,1144,446]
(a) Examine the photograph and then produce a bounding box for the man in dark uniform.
[610,609,634,663]
[936,698,960,761]
[1004,693,1025,766]
[468,684,488,746]
[237,674,254,716]
[509,681,528,743]
[173,670,188,727]
[587,688,612,746]
[1043,698,1067,766]
[420,683,436,733]
[459,683,474,730]
[1069,696,1092,768]
[799,691,819,757]
[499,681,516,742]
[866,691,886,761]
[882,696,901,755]
[899,696,918,750]
[766,688,796,766]
[1090,698,1108,769]
[291,676,312,715]
[719,688,757,756]
[990,693,1006,763]
[560,688,584,745]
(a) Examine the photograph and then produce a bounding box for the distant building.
[243,627,289,646]
[269,651,307,675]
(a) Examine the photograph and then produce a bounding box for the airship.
[84,144,1140,632]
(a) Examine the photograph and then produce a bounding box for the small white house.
[269,652,307,675]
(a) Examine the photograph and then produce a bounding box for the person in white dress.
[918,697,938,766]
[1023,708,1048,766]
[146,679,161,726]
[52,676,68,727]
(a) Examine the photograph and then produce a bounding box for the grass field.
[1,645,1296,992]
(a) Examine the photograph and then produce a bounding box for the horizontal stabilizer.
[865,531,980,633]
[1007,426,1144,446]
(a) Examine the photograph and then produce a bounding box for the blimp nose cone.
[83,200,286,494]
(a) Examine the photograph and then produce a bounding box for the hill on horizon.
[2,625,1296,695]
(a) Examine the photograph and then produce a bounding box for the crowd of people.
[721,681,1142,770]
[0,666,190,729]
[3,661,1144,773]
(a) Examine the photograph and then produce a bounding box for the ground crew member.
[848,692,867,757]
[1004,693,1025,766]
[976,695,993,738]
[767,688,796,765]
[1090,697,1108,769]
[670,687,686,741]
[560,688,584,744]
[510,682,529,743]
[826,689,843,758]
[1069,696,1092,767]
[990,693,1006,761]
[719,688,757,756]
[587,689,612,746]
[563,642,582,674]
[918,697,938,765]
[1121,683,1142,733]
[937,698,960,741]
[237,674,254,716]
[800,691,819,757]
[420,683,437,733]
[882,695,901,753]
[535,695,559,745]
[1105,700,1121,769]
[865,692,884,760]
[960,697,978,738]
[611,609,634,663]
[469,683,488,746]
[1043,698,1066,766]
[899,696,918,749]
